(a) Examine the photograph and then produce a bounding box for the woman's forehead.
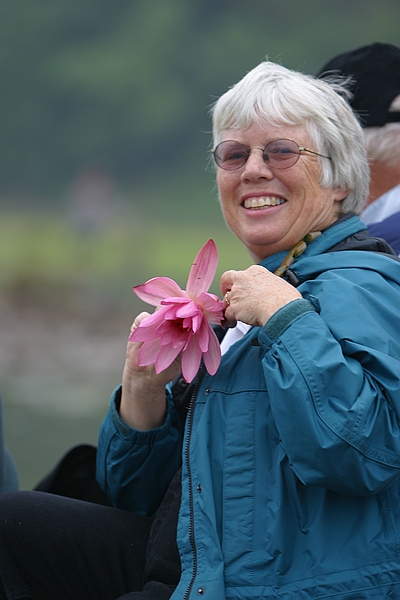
[220,121,310,143]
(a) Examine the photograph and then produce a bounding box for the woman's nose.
[240,149,274,180]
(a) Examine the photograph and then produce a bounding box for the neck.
[366,160,400,208]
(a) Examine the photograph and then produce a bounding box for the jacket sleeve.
[258,271,400,496]
[96,386,183,515]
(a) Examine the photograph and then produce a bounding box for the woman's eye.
[274,147,295,156]
[227,151,246,161]
[270,148,297,162]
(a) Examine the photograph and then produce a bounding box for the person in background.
[0,396,18,494]
[318,42,400,254]
[0,59,400,600]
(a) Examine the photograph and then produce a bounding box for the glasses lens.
[214,141,248,170]
[265,140,300,169]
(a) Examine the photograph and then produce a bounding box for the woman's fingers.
[220,266,302,327]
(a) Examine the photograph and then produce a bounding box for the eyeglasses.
[211,138,331,171]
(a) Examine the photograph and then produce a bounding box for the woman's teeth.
[243,197,285,209]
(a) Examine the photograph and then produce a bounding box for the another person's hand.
[120,312,181,431]
[221,265,302,328]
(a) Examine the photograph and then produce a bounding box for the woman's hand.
[221,265,302,327]
[119,312,181,431]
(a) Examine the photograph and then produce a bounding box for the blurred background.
[1,0,399,489]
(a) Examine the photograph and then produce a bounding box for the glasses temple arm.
[299,148,331,161]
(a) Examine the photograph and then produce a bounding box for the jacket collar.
[258,214,366,273]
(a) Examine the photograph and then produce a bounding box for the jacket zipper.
[183,366,205,600]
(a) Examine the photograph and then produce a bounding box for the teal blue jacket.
[97,215,400,598]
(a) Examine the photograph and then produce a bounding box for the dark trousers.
[0,453,182,600]
[0,490,153,600]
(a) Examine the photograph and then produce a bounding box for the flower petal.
[196,292,224,324]
[128,309,168,342]
[197,320,210,352]
[186,239,218,299]
[181,334,203,382]
[190,311,203,334]
[136,338,161,366]
[158,324,188,347]
[129,326,157,343]
[162,306,183,320]
[155,341,185,374]
[134,277,185,306]
[161,297,190,305]
[202,328,221,375]
[129,314,166,342]
[175,301,200,319]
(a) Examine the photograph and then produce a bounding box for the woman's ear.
[333,187,349,202]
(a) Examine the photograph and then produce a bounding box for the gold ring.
[224,291,230,306]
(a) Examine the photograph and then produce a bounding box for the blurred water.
[0,289,130,490]
[2,378,110,490]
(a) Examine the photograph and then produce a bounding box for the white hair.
[363,95,400,166]
[211,60,370,215]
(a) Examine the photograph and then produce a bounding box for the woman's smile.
[242,196,286,209]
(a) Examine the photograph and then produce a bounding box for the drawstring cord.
[273,231,321,278]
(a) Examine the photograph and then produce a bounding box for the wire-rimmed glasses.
[212,138,331,171]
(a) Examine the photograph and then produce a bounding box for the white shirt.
[220,321,251,355]
[361,184,400,225]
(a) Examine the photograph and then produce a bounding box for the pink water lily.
[129,239,224,383]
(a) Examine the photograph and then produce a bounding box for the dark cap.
[317,42,400,127]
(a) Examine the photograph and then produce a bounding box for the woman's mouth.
[243,196,286,209]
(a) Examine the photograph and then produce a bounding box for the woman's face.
[216,121,347,262]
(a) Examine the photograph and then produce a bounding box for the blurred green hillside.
[1,0,399,205]
[0,210,251,299]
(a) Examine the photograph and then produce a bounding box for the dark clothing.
[361,184,400,256]
[0,491,153,600]
[368,210,400,255]
[0,448,182,600]
[34,444,112,506]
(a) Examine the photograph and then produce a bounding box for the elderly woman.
[1,60,400,600]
